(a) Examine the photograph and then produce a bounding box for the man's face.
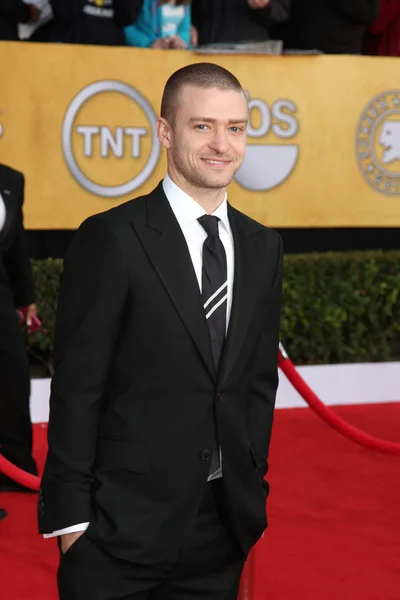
[160,85,249,191]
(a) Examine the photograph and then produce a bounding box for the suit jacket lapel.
[218,205,265,386]
[131,183,216,383]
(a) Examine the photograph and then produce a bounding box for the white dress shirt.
[0,192,6,233]
[163,174,234,330]
[44,175,235,538]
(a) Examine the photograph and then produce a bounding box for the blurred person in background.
[282,0,379,54]
[125,0,191,49]
[49,0,143,46]
[0,163,37,492]
[0,0,41,40]
[191,0,290,46]
[365,0,400,56]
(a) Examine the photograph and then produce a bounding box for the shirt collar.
[162,174,230,232]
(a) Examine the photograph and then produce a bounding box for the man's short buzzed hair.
[161,63,244,125]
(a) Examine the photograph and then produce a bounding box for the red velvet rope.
[278,344,400,456]
[0,454,40,491]
[1,347,399,492]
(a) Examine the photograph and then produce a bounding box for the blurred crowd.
[0,0,398,55]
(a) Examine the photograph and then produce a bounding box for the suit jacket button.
[38,509,44,517]
[217,392,223,401]
[200,449,211,461]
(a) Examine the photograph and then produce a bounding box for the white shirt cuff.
[43,522,90,538]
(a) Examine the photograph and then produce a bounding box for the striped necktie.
[198,214,228,476]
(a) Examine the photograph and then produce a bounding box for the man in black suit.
[0,0,40,40]
[0,164,38,490]
[39,63,283,600]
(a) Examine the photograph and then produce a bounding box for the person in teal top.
[125,0,192,49]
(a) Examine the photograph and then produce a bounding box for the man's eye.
[195,124,207,130]
[230,127,243,133]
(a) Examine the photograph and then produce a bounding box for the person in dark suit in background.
[0,163,38,491]
[39,62,283,600]
[191,0,290,45]
[0,0,41,40]
[282,0,379,54]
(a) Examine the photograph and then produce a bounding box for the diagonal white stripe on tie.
[203,281,228,310]
[205,294,228,320]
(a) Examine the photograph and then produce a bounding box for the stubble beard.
[173,150,235,191]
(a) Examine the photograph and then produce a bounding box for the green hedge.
[27,251,400,375]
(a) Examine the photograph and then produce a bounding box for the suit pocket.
[97,438,151,473]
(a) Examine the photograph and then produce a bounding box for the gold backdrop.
[0,42,399,229]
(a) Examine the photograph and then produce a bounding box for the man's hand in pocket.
[60,531,85,555]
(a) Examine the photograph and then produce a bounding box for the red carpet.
[1,404,399,600]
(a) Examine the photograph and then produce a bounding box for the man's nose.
[208,130,230,154]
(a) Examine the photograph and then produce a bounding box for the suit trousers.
[57,479,246,600]
[0,300,37,479]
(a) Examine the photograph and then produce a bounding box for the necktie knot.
[198,215,220,238]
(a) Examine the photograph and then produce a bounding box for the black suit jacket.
[39,183,283,563]
[0,164,35,311]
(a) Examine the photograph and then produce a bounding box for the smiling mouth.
[201,158,231,166]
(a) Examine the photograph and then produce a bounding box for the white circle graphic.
[62,80,160,198]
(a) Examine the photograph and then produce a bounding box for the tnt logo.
[76,125,147,159]
[235,93,299,192]
[62,81,160,197]
[356,91,400,196]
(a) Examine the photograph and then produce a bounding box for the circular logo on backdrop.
[356,91,400,195]
[62,80,160,198]
[234,93,299,192]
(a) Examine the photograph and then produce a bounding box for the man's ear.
[157,118,173,149]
